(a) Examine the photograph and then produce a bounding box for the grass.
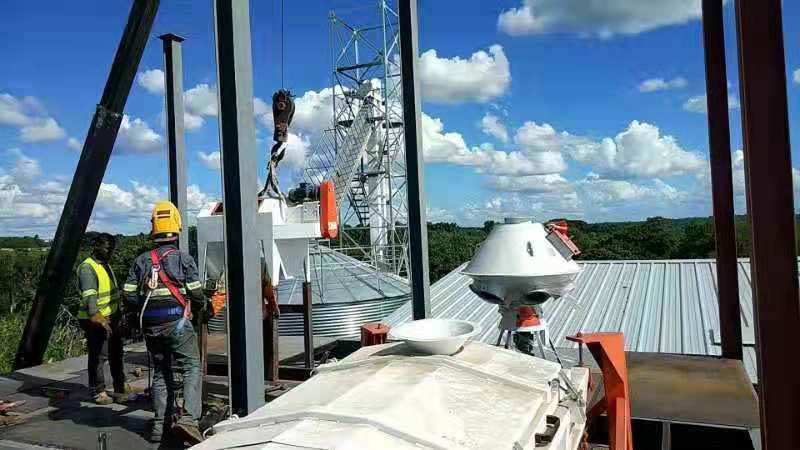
[0,309,86,374]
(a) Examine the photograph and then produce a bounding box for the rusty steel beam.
[735,0,800,447]
[701,0,743,361]
[15,0,160,370]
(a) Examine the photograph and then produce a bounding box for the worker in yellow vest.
[77,233,127,405]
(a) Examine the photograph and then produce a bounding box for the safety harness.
[139,248,190,332]
[148,248,190,319]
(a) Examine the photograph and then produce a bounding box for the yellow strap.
[81,289,98,298]
[186,281,202,290]
[122,283,138,292]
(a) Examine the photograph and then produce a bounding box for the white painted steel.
[194,341,589,450]
[387,318,478,355]
[196,199,320,285]
[462,220,581,303]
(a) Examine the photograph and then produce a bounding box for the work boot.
[109,391,128,404]
[124,383,145,394]
[171,416,203,445]
[93,391,113,405]
[148,419,163,444]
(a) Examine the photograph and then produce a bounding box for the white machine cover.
[195,342,563,450]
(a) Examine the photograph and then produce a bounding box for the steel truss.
[305,1,409,277]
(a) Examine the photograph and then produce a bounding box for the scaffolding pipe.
[14,0,160,370]
[701,0,742,361]
[735,0,800,447]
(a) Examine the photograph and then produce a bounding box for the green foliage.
[0,307,85,374]
[0,235,47,249]
[427,223,488,282]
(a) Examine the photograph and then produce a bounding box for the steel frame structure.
[735,0,800,447]
[305,1,409,278]
[700,0,742,361]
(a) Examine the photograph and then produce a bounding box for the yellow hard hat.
[151,201,182,242]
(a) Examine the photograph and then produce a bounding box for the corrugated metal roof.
[209,248,410,336]
[384,259,759,383]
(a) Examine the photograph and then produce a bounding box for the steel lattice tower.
[305,1,408,277]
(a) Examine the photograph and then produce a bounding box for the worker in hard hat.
[77,232,127,405]
[122,201,207,445]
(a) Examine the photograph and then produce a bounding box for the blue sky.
[2,0,800,236]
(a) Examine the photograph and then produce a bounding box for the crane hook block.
[319,181,338,239]
[272,89,295,144]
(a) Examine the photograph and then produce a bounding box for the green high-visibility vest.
[78,257,120,319]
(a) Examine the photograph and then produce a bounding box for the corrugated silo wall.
[207,296,409,338]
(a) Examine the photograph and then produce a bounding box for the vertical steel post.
[398,0,431,320]
[15,0,160,370]
[303,258,314,370]
[264,299,279,382]
[160,33,189,252]
[701,0,743,361]
[212,0,265,415]
[735,0,800,447]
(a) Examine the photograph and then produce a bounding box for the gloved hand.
[90,313,112,334]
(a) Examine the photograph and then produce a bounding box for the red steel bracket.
[566,332,633,450]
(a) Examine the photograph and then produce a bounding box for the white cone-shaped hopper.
[462,218,581,307]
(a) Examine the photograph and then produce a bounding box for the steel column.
[398,0,431,320]
[735,0,800,447]
[303,258,314,370]
[302,281,314,370]
[212,0,265,415]
[14,0,160,370]
[160,33,189,252]
[701,0,743,361]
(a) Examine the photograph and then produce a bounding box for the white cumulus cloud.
[512,120,705,179]
[20,118,66,142]
[794,69,800,84]
[116,115,162,153]
[480,113,509,143]
[420,45,510,104]
[683,93,740,114]
[0,93,67,143]
[485,173,571,193]
[498,0,716,38]
[422,114,565,176]
[589,120,705,178]
[0,93,32,126]
[638,77,687,92]
[181,84,219,130]
[578,175,686,205]
[292,88,335,134]
[9,149,42,182]
[282,133,311,169]
[136,69,166,95]
[67,137,82,151]
[198,151,221,170]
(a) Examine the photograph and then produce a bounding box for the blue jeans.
[144,319,201,435]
